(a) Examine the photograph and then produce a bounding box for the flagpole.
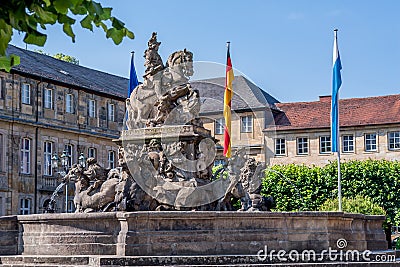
[334,29,342,212]
[337,86,342,212]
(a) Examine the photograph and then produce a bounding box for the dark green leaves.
[262,159,400,228]
[0,0,134,72]
[23,32,47,46]
[53,0,72,15]
[0,54,20,72]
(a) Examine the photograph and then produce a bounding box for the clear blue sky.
[10,0,400,103]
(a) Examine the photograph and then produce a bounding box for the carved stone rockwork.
[50,32,273,213]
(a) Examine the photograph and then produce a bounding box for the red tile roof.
[267,94,400,131]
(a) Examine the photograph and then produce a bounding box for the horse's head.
[166,49,194,78]
[62,164,84,183]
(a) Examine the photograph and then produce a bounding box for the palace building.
[0,45,127,215]
[264,95,400,166]
[196,78,400,167]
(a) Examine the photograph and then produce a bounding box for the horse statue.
[61,164,120,212]
[126,48,195,129]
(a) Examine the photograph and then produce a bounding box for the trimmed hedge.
[319,195,385,215]
[262,159,400,225]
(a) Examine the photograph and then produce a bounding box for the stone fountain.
[0,33,389,266]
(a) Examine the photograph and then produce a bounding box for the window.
[275,138,286,156]
[342,135,354,153]
[214,159,225,167]
[88,147,96,159]
[241,115,253,133]
[88,99,96,118]
[0,197,3,216]
[215,118,224,135]
[108,103,115,122]
[21,138,31,174]
[365,133,377,152]
[44,88,53,109]
[43,141,53,176]
[67,200,75,213]
[297,137,308,155]
[108,151,115,169]
[21,83,30,104]
[320,136,331,154]
[0,77,4,99]
[66,94,74,113]
[0,134,3,172]
[64,144,73,168]
[19,198,31,215]
[388,132,400,150]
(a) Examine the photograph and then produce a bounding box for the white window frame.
[21,83,31,104]
[88,147,96,159]
[64,144,73,168]
[19,198,31,215]
[21,138,31,174]
[275,138,286,156]
[108,103,115,122]
[44,88,53,109]
[215,118,224,135]
[388,131,400,151]
[365,133,377,152]
[297,137,309,155]
[43,141,53,176]
[342,135,355,153]
[319,136,331,154]
[66,93,74,113]
[88,99,96,118]
[241,115,253,133]
[108,150,115,169]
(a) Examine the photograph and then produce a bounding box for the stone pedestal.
[0,211,387,257]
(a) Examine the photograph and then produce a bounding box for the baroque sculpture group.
[46,33,273,213]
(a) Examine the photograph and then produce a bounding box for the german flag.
[223,42,234,158]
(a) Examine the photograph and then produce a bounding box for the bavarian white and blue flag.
[331,30,342,152]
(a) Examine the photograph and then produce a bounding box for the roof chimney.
[319,95,332,102]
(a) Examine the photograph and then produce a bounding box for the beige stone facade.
[0,47,127,215]
[265,125,400,166]
[264,95,400,166]
[202,109,268,163]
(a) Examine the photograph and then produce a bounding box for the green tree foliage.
[53,53,79,64]
[0,0,134,71]
[35,50,79,64]
[262,160,400,226]
[319,195,385,215]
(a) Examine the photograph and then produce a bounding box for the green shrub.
[319,195,385,215]
[261,159,400,226]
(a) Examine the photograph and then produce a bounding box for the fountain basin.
[0,211,386,257]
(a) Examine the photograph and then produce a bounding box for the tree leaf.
[0,54,20,72]
[91,1,104,15]
[33,6,57,24]
[99,7,112,20]
[23,32,47,46]
[111,17,124,29]
[53,0,71,15]
[62,23,76,42]
[80,15,93,31]
[58,14,76,24]
[106,28,123,45]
